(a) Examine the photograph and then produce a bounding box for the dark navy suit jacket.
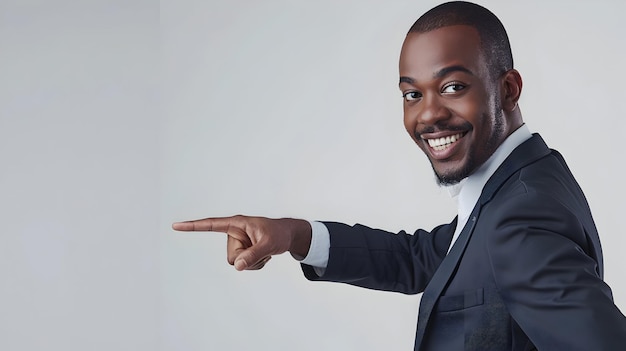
[303,134,626,350]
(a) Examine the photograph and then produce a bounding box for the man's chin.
[432,165,471,186]
[436,174,465,186]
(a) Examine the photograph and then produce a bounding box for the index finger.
[172,216,241,232]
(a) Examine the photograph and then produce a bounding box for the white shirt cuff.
[299,220,330,275]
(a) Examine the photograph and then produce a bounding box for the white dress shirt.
[301,125,532,273]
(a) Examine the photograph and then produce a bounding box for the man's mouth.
[425,132,465,151]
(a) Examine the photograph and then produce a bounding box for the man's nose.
[417,95,450,125]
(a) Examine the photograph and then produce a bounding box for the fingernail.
[234,258,246,271]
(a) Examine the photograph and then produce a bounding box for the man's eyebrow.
[434,65,474,78]
[399,65,474,86]
[399,76,414,85]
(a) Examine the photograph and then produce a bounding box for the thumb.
[234,246,262,271]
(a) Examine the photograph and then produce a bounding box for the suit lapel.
[413,134,551,350]
[414,205,480,349]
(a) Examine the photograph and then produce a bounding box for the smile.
[426,133,464,151]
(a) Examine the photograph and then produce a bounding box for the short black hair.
[409,1,513,80]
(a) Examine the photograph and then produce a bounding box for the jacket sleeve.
[485,190,626,350]
[302,220,455,295]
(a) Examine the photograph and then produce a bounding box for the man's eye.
[442,83,466,94]
[403,91,422,101]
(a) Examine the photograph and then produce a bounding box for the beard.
[434,158,474,186]
[432,109,505,186]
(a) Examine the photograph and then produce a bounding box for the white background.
[1,0,625,350]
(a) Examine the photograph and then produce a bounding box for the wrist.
[287,219,312,260]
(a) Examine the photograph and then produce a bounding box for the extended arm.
[303,221,456,294]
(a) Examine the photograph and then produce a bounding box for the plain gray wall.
[0,1,159,350]
[2,1,625,350]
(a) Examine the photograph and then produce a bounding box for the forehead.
[399,25,486,81]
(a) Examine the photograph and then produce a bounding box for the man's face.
[399,25,507,185]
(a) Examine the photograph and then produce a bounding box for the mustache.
[417,122,472,139]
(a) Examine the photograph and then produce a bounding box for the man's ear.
[501,69,523,112]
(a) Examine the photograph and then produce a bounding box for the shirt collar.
[451,124,532,220]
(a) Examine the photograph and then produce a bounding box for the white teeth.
[427,133,462,151]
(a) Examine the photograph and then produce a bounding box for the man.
[173,2,626,350]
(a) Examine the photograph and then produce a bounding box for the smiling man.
[173,2,626,350]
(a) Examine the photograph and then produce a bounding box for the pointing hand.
[172,215,312,271]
